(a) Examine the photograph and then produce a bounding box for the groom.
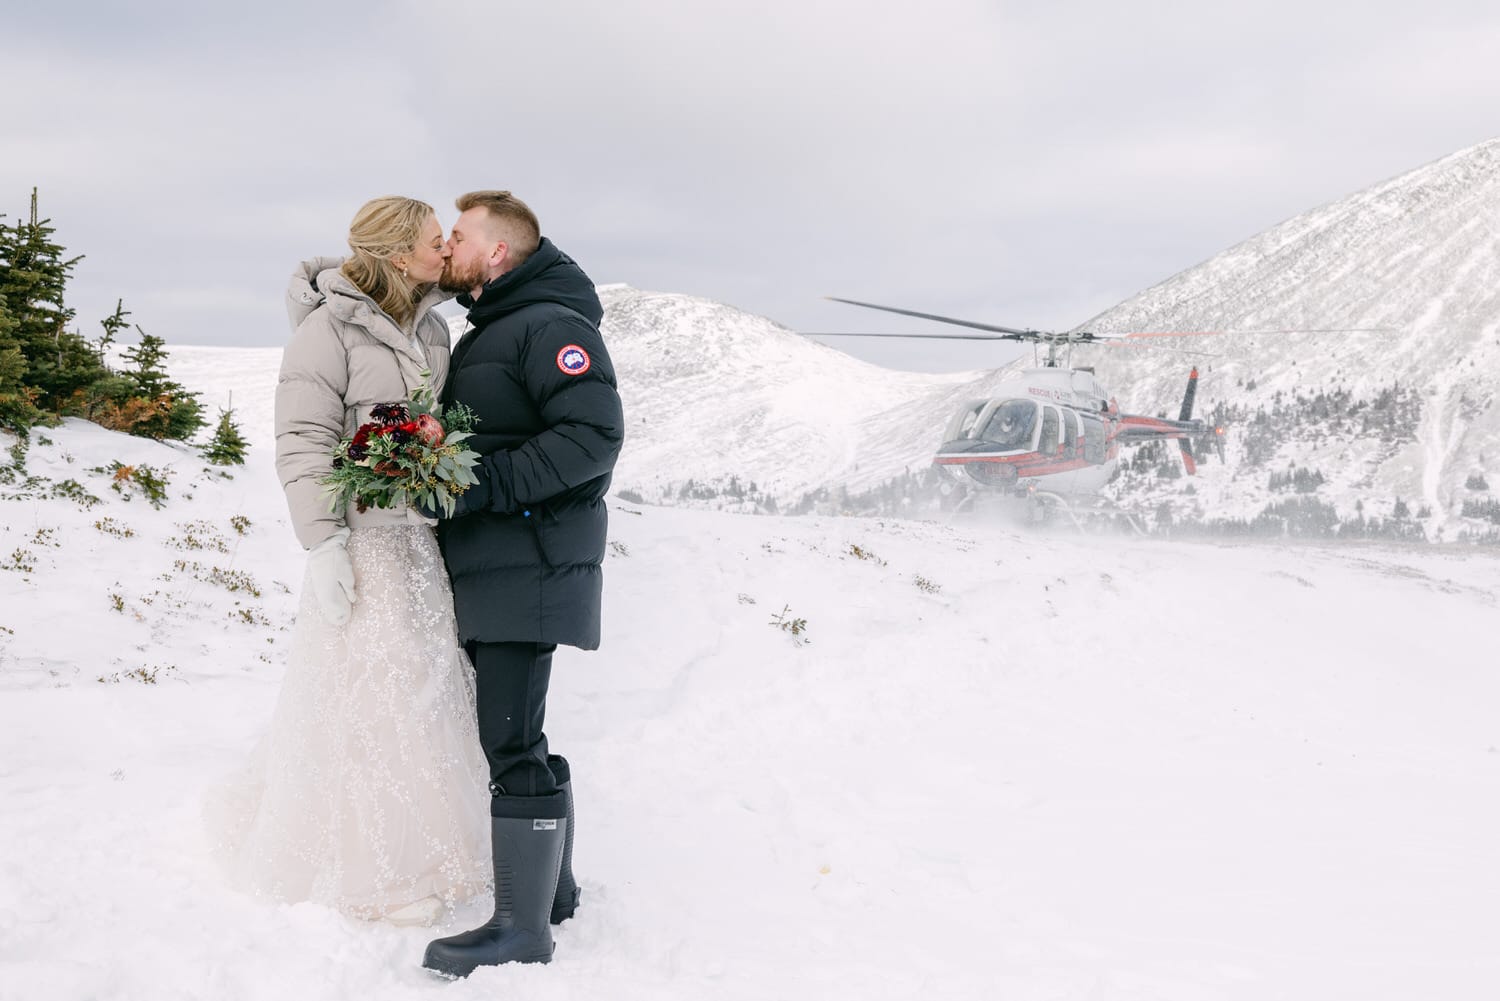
[422,190,624,978]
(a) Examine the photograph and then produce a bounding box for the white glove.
[307,529,356,625]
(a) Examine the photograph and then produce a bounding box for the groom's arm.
[445,314,622,519]
[483,314,624,512]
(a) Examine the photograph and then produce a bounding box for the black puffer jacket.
[438,238,624,649]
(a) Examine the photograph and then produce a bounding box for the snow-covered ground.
[3,404,1499,1000]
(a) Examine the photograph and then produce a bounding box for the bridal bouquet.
[321,380,481,518]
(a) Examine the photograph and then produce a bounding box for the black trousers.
[466,640,561,798]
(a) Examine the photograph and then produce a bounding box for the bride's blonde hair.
[340,196,434,328]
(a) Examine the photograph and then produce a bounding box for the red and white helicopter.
[818,297,1226,509]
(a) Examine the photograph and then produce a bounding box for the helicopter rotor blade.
[804,331,1028,342]
[824,297,1040,337]
[1114,327,1397,338]
[1104,340,1222,358]
[821,297,1391,350]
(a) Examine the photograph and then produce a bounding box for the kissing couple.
[206,190,624,978]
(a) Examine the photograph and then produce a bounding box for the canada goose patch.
[557,345,591,376]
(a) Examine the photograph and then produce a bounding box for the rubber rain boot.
[422,791,567,978]
[548,754,580,925]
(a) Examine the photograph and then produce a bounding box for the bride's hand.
[307,530,356,625]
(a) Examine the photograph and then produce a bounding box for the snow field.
[3,418,1499,999]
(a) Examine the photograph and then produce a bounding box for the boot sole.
[422,945,554,979]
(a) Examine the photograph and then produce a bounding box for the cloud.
[5,0,1499,368]
[2,14,444,346]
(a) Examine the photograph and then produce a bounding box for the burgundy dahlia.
[370,402,410,426]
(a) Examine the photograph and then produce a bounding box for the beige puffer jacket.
[275,257,454,549]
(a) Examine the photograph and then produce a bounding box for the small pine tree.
[0,262,38,432]
[0,275,15,345]
[0,341,40,433]
[203,396,249,466]
[97,299,130,364]
[0,188,106,410]
[122,329,172,398]
[113,327,205,441]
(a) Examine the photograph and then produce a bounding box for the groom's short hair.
[455,190,541,266]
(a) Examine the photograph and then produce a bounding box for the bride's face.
[402,215,450,284]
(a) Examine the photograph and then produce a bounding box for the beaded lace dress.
[206,524,490,920]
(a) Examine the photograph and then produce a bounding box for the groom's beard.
[438,257,486,294]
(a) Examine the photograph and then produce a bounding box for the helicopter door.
[1038,406,1061,457]
[1080,413,1106,462]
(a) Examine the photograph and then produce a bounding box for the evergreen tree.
[0,285,41,431]
[116,327,205,441]
[97,299,130,364]
[122,329,173,398]
[0,188,106,409]
[64,302,135,428]
[0,342,40,433]
[203,395,250,466]
[0,187,218,443]
[0,276,14,345]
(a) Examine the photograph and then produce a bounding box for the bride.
[206,196,489,925]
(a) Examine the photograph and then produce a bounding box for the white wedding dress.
[206,524,490,920]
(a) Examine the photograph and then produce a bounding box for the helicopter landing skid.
[1025,489,1145,535]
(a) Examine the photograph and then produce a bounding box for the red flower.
[415,413,445,446]
[371,402,410,425]
[348,426,373,461]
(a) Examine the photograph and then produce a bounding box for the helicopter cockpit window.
[946,401,989,442]
[978,400,1036,449]
[1063,411,1079,457]
[1038,407,1061,456]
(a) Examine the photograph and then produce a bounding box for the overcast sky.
[6,0,1499,371]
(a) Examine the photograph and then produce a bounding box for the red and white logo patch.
[557,344,591,376]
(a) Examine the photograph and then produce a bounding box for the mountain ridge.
[134,135,1500,538]
[1078,135,1500,538]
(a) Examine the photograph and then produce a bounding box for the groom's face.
[441,208,504,295]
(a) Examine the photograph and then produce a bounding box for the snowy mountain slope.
[1078,136,1500,537]
[596,285,1007,500]
[167,131,1500,536]
[4,416,1500,1001]
[210,299,1008,507]
[579,137,1500,535]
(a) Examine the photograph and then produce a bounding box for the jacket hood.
[285,257,454,354]
[461,238,604,327]
[286,256,347,333]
